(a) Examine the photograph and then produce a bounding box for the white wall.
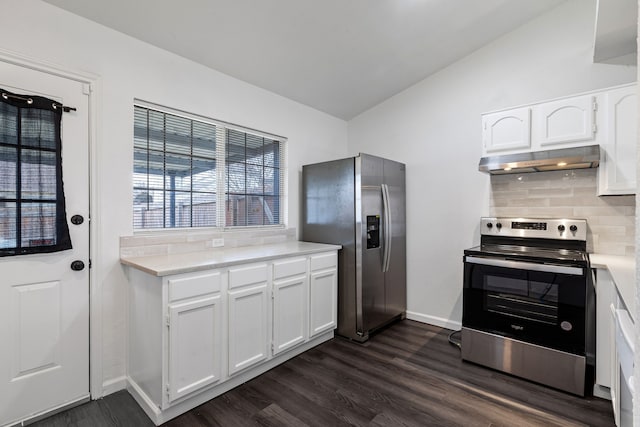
[348,0,637,328]
[0,0,348,391]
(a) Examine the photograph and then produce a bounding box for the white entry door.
[0,61,90,426]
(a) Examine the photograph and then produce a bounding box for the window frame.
[0,92,73,256]
[132,100,287,232]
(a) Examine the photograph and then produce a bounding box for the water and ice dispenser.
[366,215,380,249]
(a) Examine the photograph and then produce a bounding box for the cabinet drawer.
[168,271,222,302]
[273,257,307,280]
[310,252,337,272]
[228,263,268,289]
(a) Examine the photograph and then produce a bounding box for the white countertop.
[121,241,342,276]
[590,253,636,321]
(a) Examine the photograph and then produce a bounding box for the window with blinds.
[133,104,285,230]
[226,129,281,227]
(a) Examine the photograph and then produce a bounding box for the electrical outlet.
[211,238,224,248]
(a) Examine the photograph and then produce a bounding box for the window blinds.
[133,103,285,230]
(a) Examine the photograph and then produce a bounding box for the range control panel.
[480,217,587,241]
[512,221,547,231]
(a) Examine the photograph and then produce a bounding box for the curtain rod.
[1,92,77,113]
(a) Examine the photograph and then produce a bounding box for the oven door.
[463,255,587,355]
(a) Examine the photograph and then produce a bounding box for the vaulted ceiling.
[44,0,566,119]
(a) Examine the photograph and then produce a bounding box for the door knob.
[71,215,84,225]
[71,260,85,271]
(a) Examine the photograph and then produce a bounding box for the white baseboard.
[102,376,127,397]
[593,384,611,400]
[406,311,461,331]
[127,377,162,423]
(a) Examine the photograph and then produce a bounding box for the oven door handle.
[465,256,584,276]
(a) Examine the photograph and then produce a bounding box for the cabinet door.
[482,107,531,153]
[595,269,615,388]
[599,85,637,195]
[272,275,308,355]
[309,268,338,338]
[227,284,269,375]
[168,295,222,402]
[537,95,596,146]
[610,302,620,426]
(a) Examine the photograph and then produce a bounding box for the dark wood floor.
[32,321,614,427]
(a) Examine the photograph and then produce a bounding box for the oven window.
[484,275,558,324]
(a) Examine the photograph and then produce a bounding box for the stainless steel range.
[462,217,595,396]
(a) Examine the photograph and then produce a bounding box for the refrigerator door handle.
[382,183,392,272]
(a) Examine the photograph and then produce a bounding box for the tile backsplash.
[120,227,297,258]
[489,169,635,256]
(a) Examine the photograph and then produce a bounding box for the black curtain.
[0,88,72,256]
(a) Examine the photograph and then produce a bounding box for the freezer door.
[301,158,358,340]
[383,158,407,317]
[302,157,355,246]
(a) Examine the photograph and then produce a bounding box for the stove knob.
[570,225,578,232]
[486,222,493,229]
[558,225,565,232]
[496,222,502,229]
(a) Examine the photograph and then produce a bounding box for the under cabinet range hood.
[478,145,600,175]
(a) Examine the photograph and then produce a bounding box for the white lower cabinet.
[594,267,636,426]
[595,269,615,389]
[272,257,309,355]
[610,300,620,426]
[273,275,308,354]
[168,294,222,402]
[309,253,338,338]
[126,249,338,426]
[614,305,635,427]
[228,283,269,374]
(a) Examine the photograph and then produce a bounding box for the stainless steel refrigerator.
[302,153,406,342]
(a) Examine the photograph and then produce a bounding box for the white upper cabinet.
[482,107,531,153]
[482,93,601,156]
[599,84,637,195]
[536,95,596,147]
[481,83,637,194]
